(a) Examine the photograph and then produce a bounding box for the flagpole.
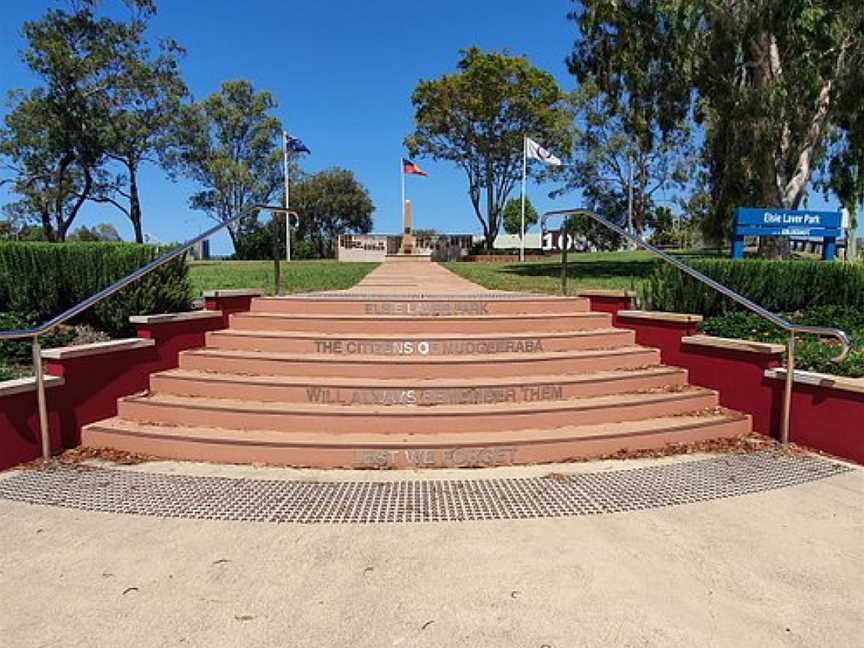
[400,158,406,226]
[520,136,527,262]
[282,130,291,263]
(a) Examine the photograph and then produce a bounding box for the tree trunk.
[54,155,73,242]
[40,205,55,242]
[129,162,143,244]
[227,224,239,254]
[484,230,495,251]
[843,207,858,261]
[757,236,791,259]
[484,174,497,251]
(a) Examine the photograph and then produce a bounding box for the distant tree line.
[0,0,373,255]
[404,3,864,257]
[6,2,860,259]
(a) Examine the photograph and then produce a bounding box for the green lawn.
[443,249,722,295]
[189,260,378,296]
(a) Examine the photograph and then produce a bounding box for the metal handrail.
[544,207,852,445]
[1,205,297,459]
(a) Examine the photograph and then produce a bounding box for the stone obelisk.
[398,199,415,254]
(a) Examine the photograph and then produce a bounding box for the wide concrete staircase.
[82,289,752,469]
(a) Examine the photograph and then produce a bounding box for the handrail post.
[781,331,795,445]
[560,218,569,296]
[272,212,282,296]
[560,245,568,296]
[31,337,51,460]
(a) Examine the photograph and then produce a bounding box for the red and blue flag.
[402,158,428,176]
[285,134,311,154]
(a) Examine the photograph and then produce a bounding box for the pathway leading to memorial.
[347,258,491,294]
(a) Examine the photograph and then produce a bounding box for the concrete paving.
[348,259,491,294]
[1,454,862,648]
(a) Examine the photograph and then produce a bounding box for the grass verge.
[442,250,720,295]
[189,260,378,296]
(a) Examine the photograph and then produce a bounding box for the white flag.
[526,137,562,166]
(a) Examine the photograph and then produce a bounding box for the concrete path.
[349,260,489,294]
[1,453,861,648]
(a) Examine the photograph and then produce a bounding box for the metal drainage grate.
[0,452,850,525]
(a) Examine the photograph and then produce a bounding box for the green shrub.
[0,362,17,381]
[0,311,77,367]
[233,220,323,260]
[641,259,864,316]
[0,242,192,337]
[701,306,864,378]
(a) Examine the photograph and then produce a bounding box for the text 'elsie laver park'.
[731,207,844,260]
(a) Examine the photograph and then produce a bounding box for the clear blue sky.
[0,1,850,253]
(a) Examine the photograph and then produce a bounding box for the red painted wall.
[204,294,259,321]
[679,344,781,436]
[590,296,862,465]
[773,380,864,464]
[578,295,634,327]
[0,390,63,470]
[0,294,255,471]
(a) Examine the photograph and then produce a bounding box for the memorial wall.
[337,234,473,262]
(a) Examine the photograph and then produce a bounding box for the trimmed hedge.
[641,259,864,316]
[701,306,864,378]
[0,242,192,337]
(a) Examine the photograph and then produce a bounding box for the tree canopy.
[292,168,374,258]
[405,47,570,249]
[94,35,187,242]
[568,0,864,257]
[502,196,539,236]
[166,80,284,252]
[0,0,183,242]
[68,223,123,242]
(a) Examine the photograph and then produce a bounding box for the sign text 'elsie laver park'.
[731,207,843,260]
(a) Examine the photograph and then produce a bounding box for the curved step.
[178,346,661,379]
[151,367,688,404]
[229,311,611,335]
[205,328,635,355]
[117,388,719,434]
[250,295,590,316]
[82,412,752,468]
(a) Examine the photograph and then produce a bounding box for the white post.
[520,135,527,262]
[400,158,406,226]
[282,130,291,263]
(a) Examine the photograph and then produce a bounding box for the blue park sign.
[731,207,843,261]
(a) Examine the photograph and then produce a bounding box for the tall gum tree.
[565,2,698,238]
[694,1,864,257]
[405,48,571,250]
[568,0,864,258]
[94,37,188,243]
[0,0,158,241]
[167,80,283,253]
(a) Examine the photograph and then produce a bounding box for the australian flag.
[284,133,311,154]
